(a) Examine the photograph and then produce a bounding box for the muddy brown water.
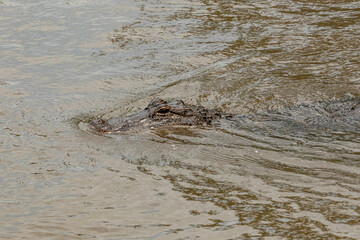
[1,0,360,239]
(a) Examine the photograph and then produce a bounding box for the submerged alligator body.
[89,97,360,134]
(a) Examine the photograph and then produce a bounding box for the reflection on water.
[1,0,360,239]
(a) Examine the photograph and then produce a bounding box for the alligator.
[89,97,360,134]
[89,98,232,134]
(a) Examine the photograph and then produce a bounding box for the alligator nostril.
[97,119,105,124]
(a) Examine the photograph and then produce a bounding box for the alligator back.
[241,97,360,133]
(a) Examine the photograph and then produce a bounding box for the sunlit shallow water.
[1,0,360,239]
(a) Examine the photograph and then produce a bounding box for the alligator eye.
[155,106,171,114]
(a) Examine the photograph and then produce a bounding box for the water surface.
[1,0,360,239]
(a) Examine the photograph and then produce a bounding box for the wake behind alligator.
[89,97,360,134]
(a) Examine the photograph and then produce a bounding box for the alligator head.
[89,98,230,134]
